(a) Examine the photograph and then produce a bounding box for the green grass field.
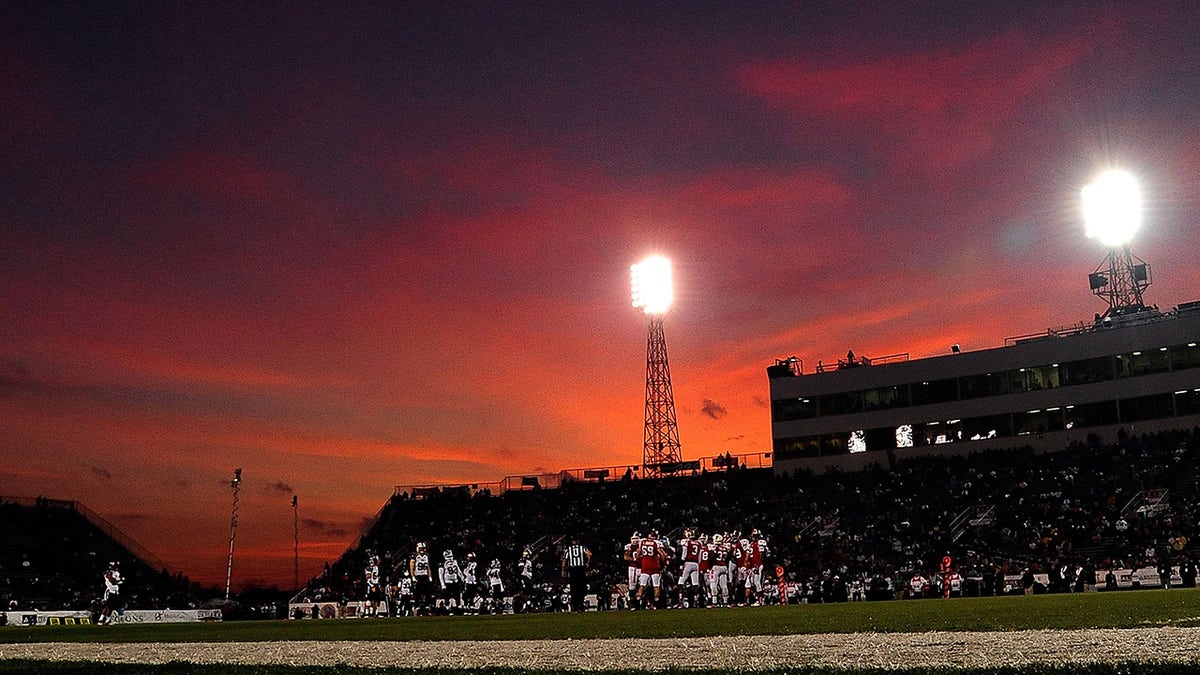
[3,590,1200,674]
[3,589,1199,644]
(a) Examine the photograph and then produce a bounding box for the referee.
[561,536,592,611]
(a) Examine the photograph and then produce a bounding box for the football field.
[3,590,1200,673]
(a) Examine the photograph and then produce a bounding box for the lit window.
[849,430,867,454]
[895,425,914,448]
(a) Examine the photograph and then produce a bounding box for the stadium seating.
[313,427,1200,606]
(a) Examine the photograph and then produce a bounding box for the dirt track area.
[4,627,1200,669]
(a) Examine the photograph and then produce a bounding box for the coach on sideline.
[562,536,592,611]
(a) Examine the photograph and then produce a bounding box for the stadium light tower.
[292,494,299,592]
[1082,169,1152,319]
[631,255,682,475]
[224,468,242,602]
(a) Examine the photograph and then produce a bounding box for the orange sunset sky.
[2,2,1200,589]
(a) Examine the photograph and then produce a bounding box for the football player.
[486,558,505,613]
[439,549,464,611]
[409,542,434,614]
[461,552,479,613]
[622,532,641,607]
[634,530,667,608]
[364,554,382,617]
[98,561,123,625]
[678,529,703,608]
[708,534,731,606]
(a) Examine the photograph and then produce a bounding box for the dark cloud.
[89,465,112,480]
[301,518,349,538]
[701,399,728,420]
[265,480,294,495]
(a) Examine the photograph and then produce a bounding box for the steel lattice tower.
[1090,245,1151,318]
[642,315,681,473]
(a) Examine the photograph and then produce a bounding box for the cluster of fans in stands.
[300,427,1200,614]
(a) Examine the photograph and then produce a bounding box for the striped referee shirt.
[563,543,589,568]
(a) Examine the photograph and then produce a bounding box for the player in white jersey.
[486,558,505,613]
[98,561,123,624]
[622,532,641,607]
[678,529,702,608]
[461,553,479,613]
[398,571,415,616]
[410,542,434,614]
[364,555,382,617]
[439,549,464,611]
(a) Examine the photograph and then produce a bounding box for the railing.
[1121,489,1169,519]
[393,451,773,499]
[815,352,910,372]
[949,504,995,542]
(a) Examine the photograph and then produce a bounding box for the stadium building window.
[864,385,909,411]
[818,390,863,416]
[772,397,817,422]
[912,378,959,405]
[960,372,1005,399]
[1117,350,1170,378]
[895,424,914,448]
[1119,393,1174,423]
[1062,356,1114,386]
[1170,343,1200,371]
[1176,389,1200,416]
[1071,400,1119,427]
[848,429,867,453]
[964,413,1012,440]
[1015,408,1063,436]
[866,426,897,451]
[821,433,848,455]
[1025,364,1062,390]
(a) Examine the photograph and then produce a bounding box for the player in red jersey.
[747,529,769,605]
[695,533,711,607]
[707,533,731,606]
[634,530,667,608]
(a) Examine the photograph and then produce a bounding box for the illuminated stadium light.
[631,255,674,315]
[632,255,681,474]
[1081,169,1153,318]
[1082,169,1142,248]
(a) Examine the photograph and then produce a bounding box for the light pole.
[631,255,682,475]
[1082,169,1152,319]
[292,494,299,592]
[224,468,241,602]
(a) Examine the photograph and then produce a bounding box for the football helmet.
[490,559,501,570]
[684,528,695,539]
[698,533,709,544]
[713,534,724,544]
[467,552,476,560]
[443,549,454,560]
[416,542,427,553]
[630,532,641,544]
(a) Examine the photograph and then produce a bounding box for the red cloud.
[738,31,1092,170]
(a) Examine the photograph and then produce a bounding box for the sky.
[3,1,1200,590]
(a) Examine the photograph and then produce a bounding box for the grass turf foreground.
[0,663,1192,675]
[2,589,1199,644]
